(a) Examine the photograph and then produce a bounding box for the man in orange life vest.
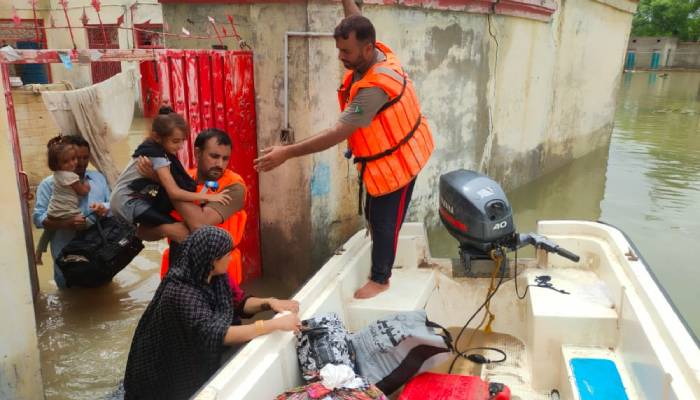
[254,0,434,299]
[140,128,248,286]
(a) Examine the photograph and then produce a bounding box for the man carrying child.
[136,128,248,286]
[33,135,111,289]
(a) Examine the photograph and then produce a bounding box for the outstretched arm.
[222,313,301,345]
[254,121,355,172]
[342,0,361,17]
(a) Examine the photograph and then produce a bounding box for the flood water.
[34,243,164,400]
[429,71,700,339]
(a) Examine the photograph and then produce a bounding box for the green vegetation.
[632,0,700,41]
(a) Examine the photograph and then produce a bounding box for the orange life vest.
[338,41,434,202]
[160,169,248,286]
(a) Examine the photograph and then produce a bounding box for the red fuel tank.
[398,372,511,400]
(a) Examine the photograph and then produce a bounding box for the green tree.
[632,0,700,41]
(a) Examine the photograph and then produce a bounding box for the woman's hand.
[271,313,301,333]
[268,298,300,314]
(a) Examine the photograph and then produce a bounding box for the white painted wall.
[0,71,44,400]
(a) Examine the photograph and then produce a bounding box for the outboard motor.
[439,170,517,253]
[439,170,517,275]
[439,169,580,277]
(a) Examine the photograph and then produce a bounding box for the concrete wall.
[672,42,700,69]
[12,83,70,187]
[487,0,634,192]
[0,71,44,399]
[162,0,637,289]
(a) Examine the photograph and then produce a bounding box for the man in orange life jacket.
[254,0,434,299]
[139,128,248,286]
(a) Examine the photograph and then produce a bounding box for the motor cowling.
[439,170,516,256]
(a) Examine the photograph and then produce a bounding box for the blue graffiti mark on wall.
[311,162,331,197]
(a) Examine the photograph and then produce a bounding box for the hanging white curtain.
[42,67,140,187]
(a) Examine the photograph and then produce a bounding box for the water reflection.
[601,71,700,337]
[35,240,164,400]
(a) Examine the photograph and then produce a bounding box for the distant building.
[0,0,163,88]
[626,36,700,70]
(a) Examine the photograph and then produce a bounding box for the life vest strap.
[376,73,407,115]
[353,113,423,215]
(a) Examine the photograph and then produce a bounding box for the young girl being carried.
[110,107,230,242]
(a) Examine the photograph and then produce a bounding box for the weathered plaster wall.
[12,83,69,187]
[672,42,700,69]
[162,0,637,288]
[487,0,634,193]
[364,7,493,226]
[0,74,44,399]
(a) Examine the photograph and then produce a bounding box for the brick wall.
[12,84,69,188]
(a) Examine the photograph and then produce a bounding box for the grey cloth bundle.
[351,311,453,395]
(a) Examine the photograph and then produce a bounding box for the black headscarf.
[167,226,235,324]
[124,227,235,400]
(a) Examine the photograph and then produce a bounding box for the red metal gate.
[86,25,122,83]
[145,50,261,281]
[135,23,164,118]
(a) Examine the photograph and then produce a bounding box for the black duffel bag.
[56,216,144,288]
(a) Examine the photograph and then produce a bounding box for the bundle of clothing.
[276,364,387,400]
[282,310,453,399]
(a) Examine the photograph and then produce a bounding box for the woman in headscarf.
[124,226,300,400]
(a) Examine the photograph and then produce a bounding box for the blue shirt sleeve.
[33,177,52,229]
[96,172,111,207]
[86,171,111,210]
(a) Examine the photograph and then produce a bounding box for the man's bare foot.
[353,280,390,299]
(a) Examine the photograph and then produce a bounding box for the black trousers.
[364,178,416,284]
